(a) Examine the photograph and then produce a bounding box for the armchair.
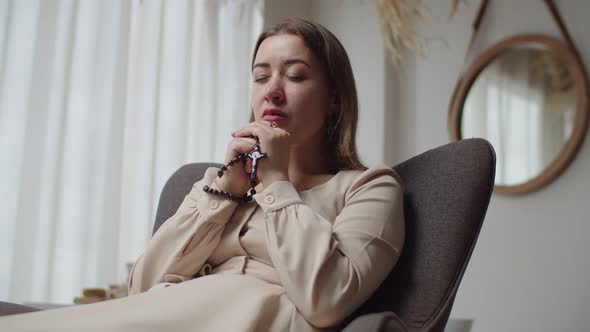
[152,138,496,332]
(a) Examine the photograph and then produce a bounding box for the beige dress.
[0,165,404,332]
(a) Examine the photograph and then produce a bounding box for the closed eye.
[254,76,270,83]
[288,75,305,82]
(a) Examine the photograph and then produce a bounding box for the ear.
[329,92,339,114]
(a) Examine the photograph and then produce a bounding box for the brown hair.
[251,18,366,171]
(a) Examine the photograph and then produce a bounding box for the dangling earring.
[327,120,335,138]
[327,111,342,138]
[327,94,341,138]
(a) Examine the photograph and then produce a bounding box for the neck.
[288,133,336,185]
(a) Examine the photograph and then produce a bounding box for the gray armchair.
[1,138,495,332]
[152,138,496,332]
[340,138,495,331]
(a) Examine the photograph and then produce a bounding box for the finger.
[231,138,257,152]
[227,138,257,161]
[255,120,290,137]
[253,122,290,145]
[232,125,264,139]
[232,136,257,145]
[253,121,276,135]
[231,122,257,137]
[245,159,253,173]
[234,121,281,139]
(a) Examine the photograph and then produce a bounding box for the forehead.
[254,34,316,64]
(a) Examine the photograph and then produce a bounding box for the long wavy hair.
[251,18,366,171]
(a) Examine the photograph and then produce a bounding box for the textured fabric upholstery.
[342,312,409,332]
[346,138,496,331]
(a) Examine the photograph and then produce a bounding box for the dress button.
[209,200,220,209]
[264,195,275,204]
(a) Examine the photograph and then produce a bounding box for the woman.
[0,18,404,332]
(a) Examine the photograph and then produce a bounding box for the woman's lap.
[0,274,295,332]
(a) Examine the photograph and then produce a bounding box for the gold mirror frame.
[449,34,589,195]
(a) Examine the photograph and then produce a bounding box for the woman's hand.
[213,136,258,195]
[232,121,290,187]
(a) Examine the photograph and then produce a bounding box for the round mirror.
[449,34,589,195]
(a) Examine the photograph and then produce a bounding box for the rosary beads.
[202,143,267,204]
[203,120,278,204]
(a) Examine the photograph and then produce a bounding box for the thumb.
[245,159,253,174]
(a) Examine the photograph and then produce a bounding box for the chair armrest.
[341,312,409,332]
[0,301,41,317]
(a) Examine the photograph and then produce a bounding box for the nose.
[264,77,285,104]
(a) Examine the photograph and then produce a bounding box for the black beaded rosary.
[202,140,268,204]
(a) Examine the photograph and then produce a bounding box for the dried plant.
[449,0,462,17]
[376,0,465,65]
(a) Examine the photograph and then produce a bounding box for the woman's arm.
[128,167,239,294]
[257,166,405,328]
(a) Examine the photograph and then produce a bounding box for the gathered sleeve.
[128,167,238,295]
[255,166,405,328]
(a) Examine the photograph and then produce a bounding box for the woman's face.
[251,34,333,145]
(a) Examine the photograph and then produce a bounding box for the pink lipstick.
[262,109,288,122]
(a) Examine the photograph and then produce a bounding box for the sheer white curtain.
[0,0,263,304]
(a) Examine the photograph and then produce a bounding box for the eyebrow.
[252,58,311,71]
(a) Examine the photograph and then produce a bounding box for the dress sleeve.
[255,166,405,328]
[128,167,238,295]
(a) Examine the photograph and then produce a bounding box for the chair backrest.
[152,138,496,332]
[153,163,221,235]
[349,138,496,332]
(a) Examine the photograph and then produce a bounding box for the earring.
[327,112,342,138]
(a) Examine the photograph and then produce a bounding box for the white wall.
[263,0,310,28]
[406,1,590,332]
[266,0,590,331]
[310,0,388,167]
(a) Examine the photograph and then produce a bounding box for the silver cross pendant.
[247,145,267,184]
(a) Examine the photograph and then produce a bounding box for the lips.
[262,109,288,122]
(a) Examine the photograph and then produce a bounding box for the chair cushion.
[342,312,409,332]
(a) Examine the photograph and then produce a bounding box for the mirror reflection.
[462,46,576,186]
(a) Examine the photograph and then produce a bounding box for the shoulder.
[337,165,403,201]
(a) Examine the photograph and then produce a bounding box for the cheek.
[288,85,325,107]
[293,87,330,117]
[290,94,329,131]
[251,89,265,118]
[251,87,262,104]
